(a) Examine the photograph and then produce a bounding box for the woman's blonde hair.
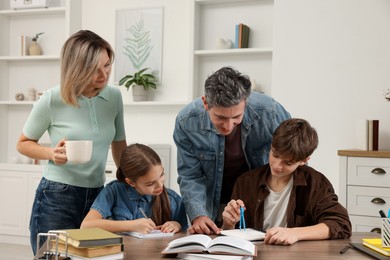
[60,30,114,106]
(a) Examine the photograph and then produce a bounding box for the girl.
[81,143,188,233]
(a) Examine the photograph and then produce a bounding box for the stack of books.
[50,228,124,260]
[362,238,390,257]
[235,23,250,48]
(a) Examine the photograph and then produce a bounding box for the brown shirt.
[231,164,352,239]
[221,124,249,204]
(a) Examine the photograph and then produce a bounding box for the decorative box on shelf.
[10,0,61,9]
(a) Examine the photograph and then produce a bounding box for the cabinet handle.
[371,168,386,175]
[105,170,113,174]
[371,197,386,204]
[370,228,382,234]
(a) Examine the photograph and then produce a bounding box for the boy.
[222,118,351,245]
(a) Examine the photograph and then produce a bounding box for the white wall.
[82,0,390,195]
[272,0,390,193]
[82,0,192,192]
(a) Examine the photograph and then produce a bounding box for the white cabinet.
[190,0,274,99]
[0,0,81,165]
[338,150,390,233]
[0,164,43,245]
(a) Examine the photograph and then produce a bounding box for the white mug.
[65,140,93,164]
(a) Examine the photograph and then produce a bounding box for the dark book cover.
[241,24,250,48]
[373,120,379,151]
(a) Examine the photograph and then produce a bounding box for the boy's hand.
[222,199,245,229]
[264,227,298,245]
[132,218,156,233]
[159,221,181,233]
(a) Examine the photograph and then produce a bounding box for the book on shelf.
[368,119,379,151]
[362,238,390,256]
[241,24,250,48]
[220,228,265,241]
[19,35,31,56]
[50,239,123,258]
[355,119,379,151]
[235,24,239,48]
[235,23,250,49]
[53,227,123,248]
[123,229,174,239]
[177,253,253,260]
[161,234,257,256]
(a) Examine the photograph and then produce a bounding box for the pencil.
[139,208,148,218]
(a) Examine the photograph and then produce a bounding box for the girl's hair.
[116,143,171,225]
[60,30,114,106]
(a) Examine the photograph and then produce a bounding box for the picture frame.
[115,7,163,83]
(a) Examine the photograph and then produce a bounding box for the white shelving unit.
[190,0,274,99]
[0,0,81,245]
[0,0,81,164]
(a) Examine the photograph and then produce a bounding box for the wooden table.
[35,232,380,259]
[120,231,380,259]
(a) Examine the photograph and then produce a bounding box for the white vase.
[29,42,42,55]
[132,85,148,101]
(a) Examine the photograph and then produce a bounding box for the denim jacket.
[91,180,189,230]
[173,91,291,222]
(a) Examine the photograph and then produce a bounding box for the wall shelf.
[0,7,65,16]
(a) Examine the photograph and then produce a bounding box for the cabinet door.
[350,215,382,233]
[347,186,389,217]
[0,171,28,236]
[347,157,390,187]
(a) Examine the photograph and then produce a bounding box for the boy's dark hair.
[271,118,318,162]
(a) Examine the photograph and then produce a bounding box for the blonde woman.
[16,30,127,254]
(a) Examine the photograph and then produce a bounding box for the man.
[173,67,290,234]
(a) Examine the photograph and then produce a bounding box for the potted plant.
[29,32,44,55]
[119,68,156,101]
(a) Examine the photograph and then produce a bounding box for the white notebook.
[220,228,265,241]
[123,230,174,239]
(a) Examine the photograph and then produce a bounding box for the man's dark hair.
[204,67,251,108]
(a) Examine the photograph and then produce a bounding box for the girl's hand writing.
[159,221,181,233]
[131,218,156,233]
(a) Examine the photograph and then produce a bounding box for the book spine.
[355,119,368,150]
[235,24,239,48]
[372,120,379,151]
[368,120,373,151]
[238,23,243,48]
[242,24,250,48]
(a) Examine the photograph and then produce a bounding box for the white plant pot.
[132,85,148,101]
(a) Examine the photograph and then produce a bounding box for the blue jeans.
[30,177,103,255]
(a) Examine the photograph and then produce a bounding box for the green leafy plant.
[119,68,156,90]
[32,32,44,42]
[119,18,158,91]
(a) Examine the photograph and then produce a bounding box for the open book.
[161,234,256,256]
[220,228,265,241]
